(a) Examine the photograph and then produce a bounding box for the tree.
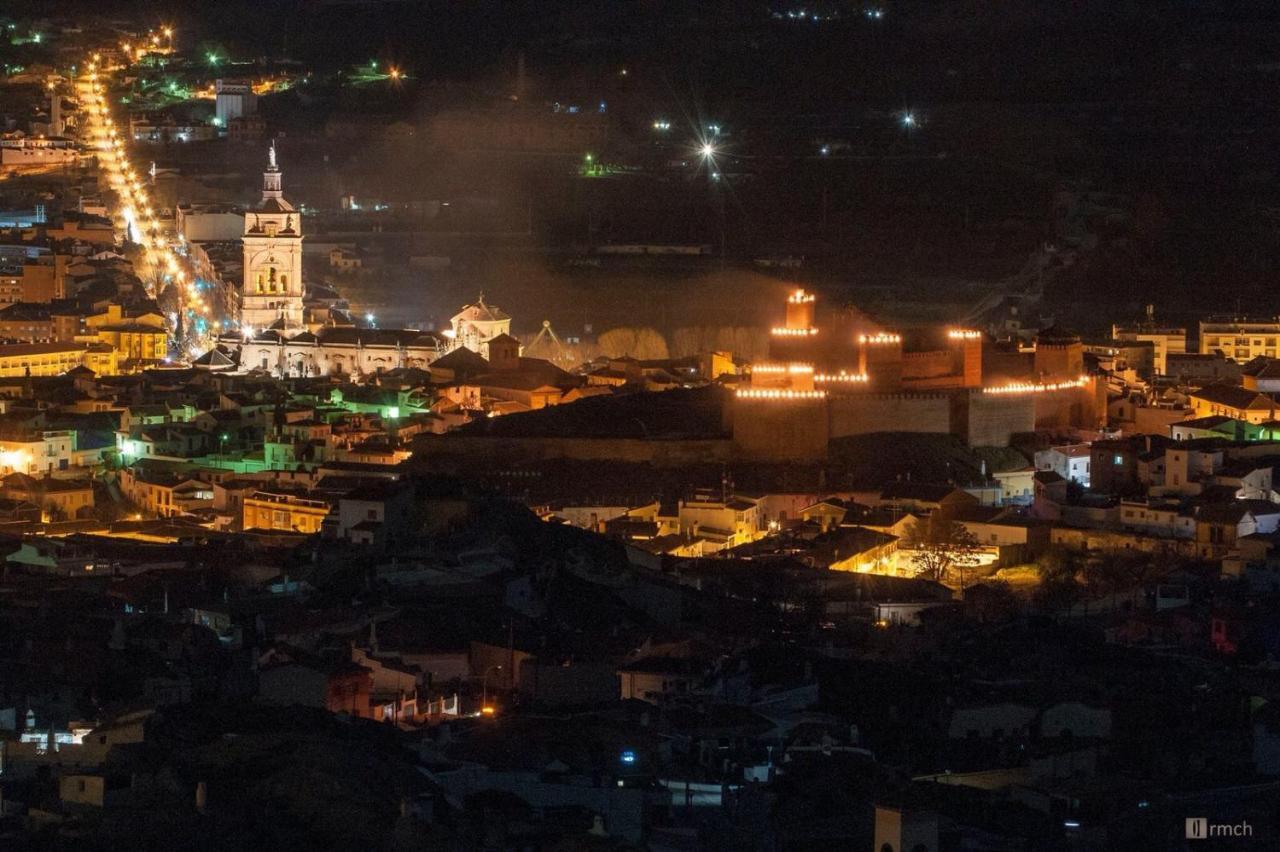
[903,516,981,588]
[595,326,669,360]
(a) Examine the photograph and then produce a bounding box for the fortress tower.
[1034,325,1084,381]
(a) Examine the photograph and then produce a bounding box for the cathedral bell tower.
[240,143,304,334]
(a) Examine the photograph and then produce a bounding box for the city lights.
[859,333,902,345]
[77,51,222,362]
[771,327,819,337]
[982,376,1090,395]
[947,330,983,340]
[814,372,869,383]
[787,289,815,304]
[735,388,827,400]
[751,363,815,374]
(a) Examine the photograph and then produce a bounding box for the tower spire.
[263,143,282,200]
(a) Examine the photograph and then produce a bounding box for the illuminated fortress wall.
[732,288,1099,458]
[828,392,952,438]
[962,391,1037,446]
[731,394,829,461]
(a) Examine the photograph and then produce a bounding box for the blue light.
[620,750,636,765]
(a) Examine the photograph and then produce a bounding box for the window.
[1114,454,1124,466]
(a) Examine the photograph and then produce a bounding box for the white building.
[1034,443,1091,487]
[0,430,78,475]
[240,144,304,332]
[230,326,442,378]
[449,294,510,358]
[0,136,78,168]
[215,79,257,127]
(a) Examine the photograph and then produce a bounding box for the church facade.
[198,148,527,379]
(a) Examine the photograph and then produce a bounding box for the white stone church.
[199,147,514,378]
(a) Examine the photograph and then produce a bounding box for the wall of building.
[1033,380,1103,431]
[732,397,829,461]
[901,349,955,381]
[963,392,1036,446]
[828,392,952,439]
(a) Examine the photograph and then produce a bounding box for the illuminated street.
[76,53,228,361]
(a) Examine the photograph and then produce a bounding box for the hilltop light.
[700,143,715,158]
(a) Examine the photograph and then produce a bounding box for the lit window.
[1114,455,1124,466]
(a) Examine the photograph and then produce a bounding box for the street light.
[700,142,715,158]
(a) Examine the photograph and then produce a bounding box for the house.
[618,656,707,704]
[1187,383,1280,425]
[878,482,980,518]
[822,572,954,625]
[118,466,214,518]
[1170,415,1256,442]
[0,472,93,520]
[1090,435,1172,495]
[1034,443,1092,487]
[257,646,374,717]
[0,429,78,475]
[81,303,167,366]
[677,494,762,550]
[1118,499,1196,539]
[992,466,1036,505]
[242,488,332,534]
[799,499,849,531]
[331,481,413,546]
